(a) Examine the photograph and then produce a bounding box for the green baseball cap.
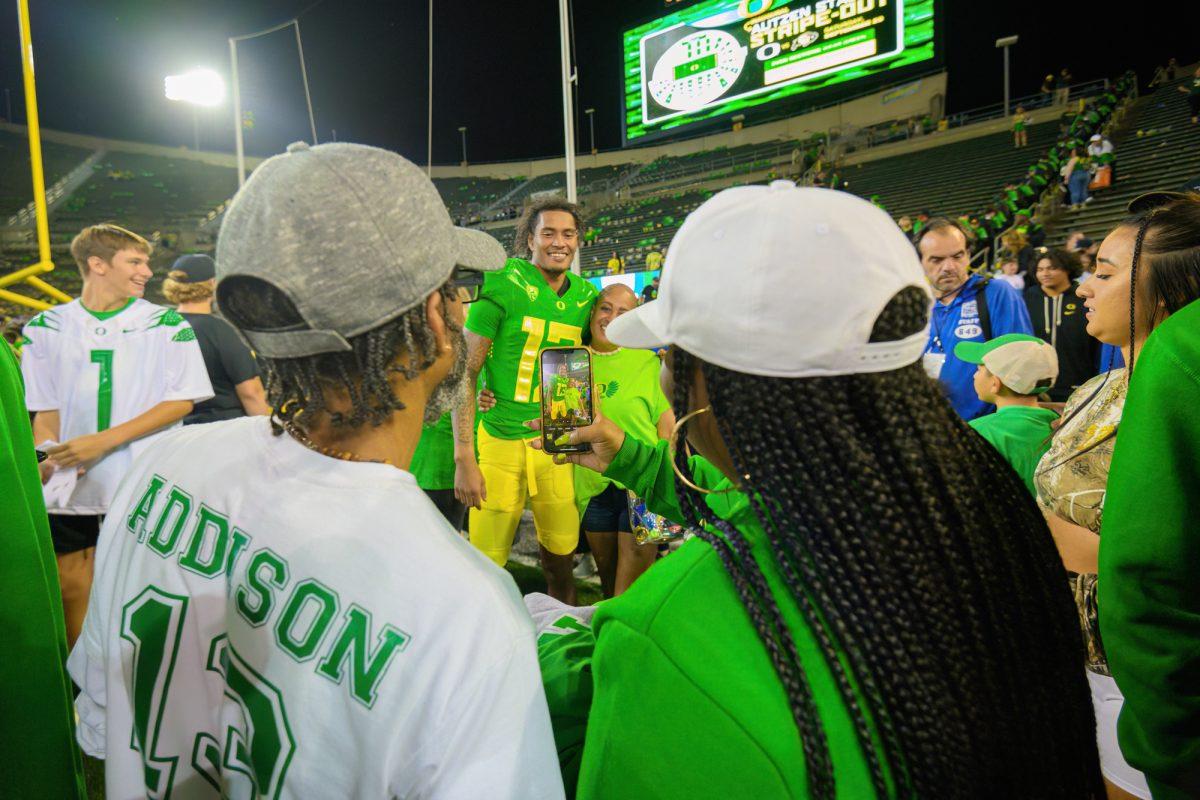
[955,334,1059,394]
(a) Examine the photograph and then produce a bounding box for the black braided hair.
[218,276,456,433]
[1127,219,1150,374]
[1120,194,1200,376]
[670,286,1102,798]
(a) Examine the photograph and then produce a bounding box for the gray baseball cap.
[215,141,506,359]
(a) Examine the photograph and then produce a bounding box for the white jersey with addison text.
[20,298,213,514]
[68,416,565,800]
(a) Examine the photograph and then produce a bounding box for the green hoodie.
[1100,298,1200,800]
[0,342,86,798]
[540,435,895,798]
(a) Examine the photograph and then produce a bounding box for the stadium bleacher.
[3,66,1192,317]
[51,151,237,233]
[629,137,814,189]
[1043,72,1200,242]
[838,123,1059,220]
[434,175,524,221]
[580,189,712,275]
[0,130,94,217]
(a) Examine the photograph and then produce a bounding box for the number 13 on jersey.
[514,316,581,403]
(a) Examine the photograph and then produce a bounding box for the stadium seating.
[1043,73,1200,242]
[579,189,712,274]
[49,151,237,234]
[495,164,640,210]
[628,138,810,189]
[0,130,94,217]
[838,122,1060,220]
[434,175,524,221]
[4,66,1175,317]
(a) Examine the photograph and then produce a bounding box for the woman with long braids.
[531,183,1101,798]
[1035,191,1200,800]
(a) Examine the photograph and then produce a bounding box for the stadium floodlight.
[164,69,225,107]
[165,69,224,152]
[994,36,1019,117]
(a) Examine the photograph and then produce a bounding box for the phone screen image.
[541,347,593,454]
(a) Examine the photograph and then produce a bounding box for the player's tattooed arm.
[453,331,491,509]
[453,331,491,452]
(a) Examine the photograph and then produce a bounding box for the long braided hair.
[670,286,1102,798]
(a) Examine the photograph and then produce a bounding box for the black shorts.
[423,488,467,533]
[582,484,632,533]
[48,514,103,554]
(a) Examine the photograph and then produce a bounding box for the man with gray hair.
[68,142,565,799]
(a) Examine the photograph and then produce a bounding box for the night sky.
[0,1,1193,164]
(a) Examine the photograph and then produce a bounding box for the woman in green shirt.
[533,184,1101,798]
[576,284,673,597]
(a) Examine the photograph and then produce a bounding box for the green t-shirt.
[0,343,87,798]
[409,412,455,491]
[968,405,1059,496]
[574,348,671,517]
[465,258,598,439]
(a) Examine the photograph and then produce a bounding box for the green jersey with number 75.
[466,257,597,439]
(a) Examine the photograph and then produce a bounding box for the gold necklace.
[282,421,393,466]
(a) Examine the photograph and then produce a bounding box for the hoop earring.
[669,406,741,496]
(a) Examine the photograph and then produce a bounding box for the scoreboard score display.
[623,0,938,143]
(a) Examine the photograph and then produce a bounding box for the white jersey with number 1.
[68,416,565,800]
[20,298,213,514]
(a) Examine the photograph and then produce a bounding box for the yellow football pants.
[470,424,579,566]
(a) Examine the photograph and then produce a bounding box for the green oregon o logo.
[556,300,566,310]
[738,0,774,18]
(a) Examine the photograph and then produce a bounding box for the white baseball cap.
[606,181,932,377]
[954,334,1059,394]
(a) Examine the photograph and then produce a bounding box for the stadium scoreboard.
[623,0,938,143]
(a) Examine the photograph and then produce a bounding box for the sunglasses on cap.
[450,266,484,303]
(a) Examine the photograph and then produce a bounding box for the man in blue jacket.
[917,218,1033,419]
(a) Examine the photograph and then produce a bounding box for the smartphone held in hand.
[540,347,594,454]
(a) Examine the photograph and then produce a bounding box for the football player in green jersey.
[454,197,598,602]
[549,362,571,420]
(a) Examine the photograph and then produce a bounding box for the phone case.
[541,346,594,455]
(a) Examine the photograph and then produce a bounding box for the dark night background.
[0,1,1194,165]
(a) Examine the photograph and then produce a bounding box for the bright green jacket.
[567,436,894,799]
[0,343,86,798]
[1100,298,1200,800]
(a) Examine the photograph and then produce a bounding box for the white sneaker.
[573,553,597,579]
